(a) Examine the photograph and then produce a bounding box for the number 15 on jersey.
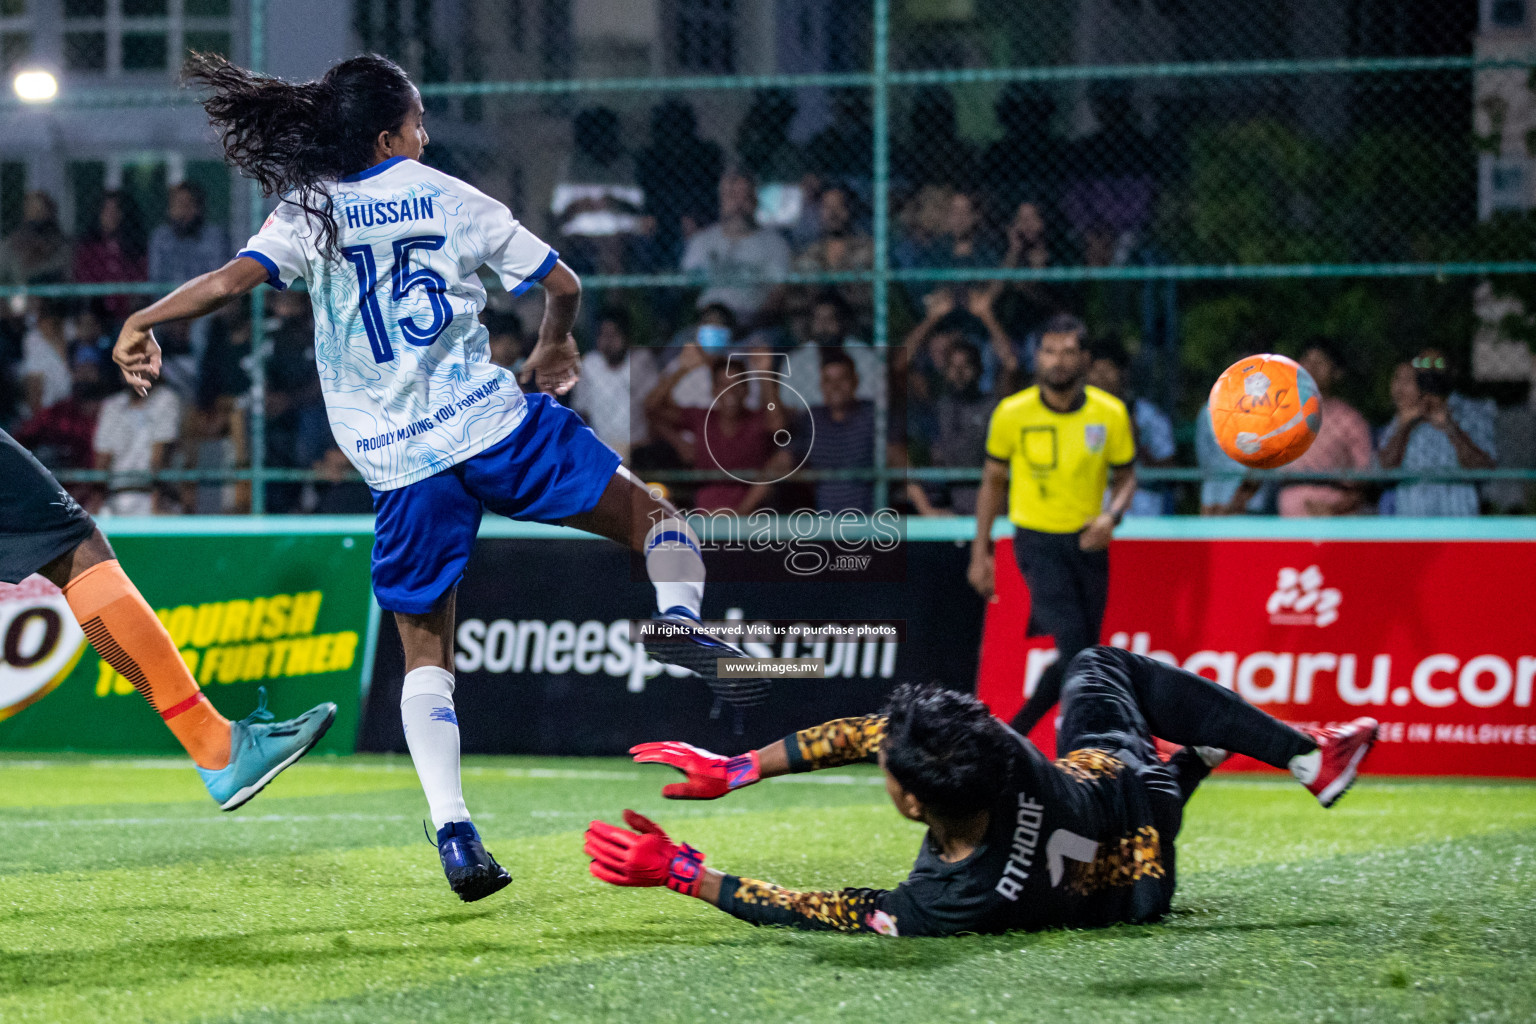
[341,234,451,364]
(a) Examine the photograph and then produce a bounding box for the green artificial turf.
[1,755,1533,1023]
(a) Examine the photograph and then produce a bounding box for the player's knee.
[41,528,114,589]
[1065,645,1116,679]
[78,527,114,565]
[402,665,455,706]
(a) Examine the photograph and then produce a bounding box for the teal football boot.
[196,687,337,811]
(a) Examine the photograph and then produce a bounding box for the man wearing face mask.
[1378,349,1496,517]
[968,314,1137,737]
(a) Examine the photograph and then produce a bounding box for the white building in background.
[0,0,348,244]
[1476,0,1536,219]
[1472,0,1536,401]
[0,0,829,246]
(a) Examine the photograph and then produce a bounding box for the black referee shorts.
[0,428,97,584]
[1012,526,1109,651]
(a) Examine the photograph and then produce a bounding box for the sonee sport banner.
[976,538,1536,777]
[360,537,985,755]
[0,532,373,755]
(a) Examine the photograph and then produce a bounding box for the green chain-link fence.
[2,0,1533,515]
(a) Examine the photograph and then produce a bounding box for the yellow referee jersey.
[984,385,1135,533]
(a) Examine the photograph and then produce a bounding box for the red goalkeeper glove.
[584,810,707,896]
[630,741,760,800]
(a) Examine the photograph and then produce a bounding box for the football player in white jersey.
[112,53,753,902]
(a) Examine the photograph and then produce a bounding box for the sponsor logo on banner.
[1097,630,1535,712]
[0,577,87,721]
[0,533,372,757]
[362,536,983,757]
[1266,565,1341,627]
[976,538,1536,777]
[92,589,361,698]
[453,608,899,693]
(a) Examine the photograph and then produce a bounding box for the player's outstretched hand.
[519,332,581,395]
[584,809,706,895]
[630,741,760,799]
[113,321,162,397]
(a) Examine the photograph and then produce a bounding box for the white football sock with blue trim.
[644,518,704,619]
[401,665,470,831]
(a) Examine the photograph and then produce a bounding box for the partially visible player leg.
[561,467,766,702]
[42,534,233,769]
[1064,648,1377,807]
[396,592,470,830]
[561,465,703,619]
[45,539,336,810]
[3,429,333,810]
[394,592,509,902]
[1164,745,1228,804]
[371,463,509,902]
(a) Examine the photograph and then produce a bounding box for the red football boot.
[1290,718,1379,808]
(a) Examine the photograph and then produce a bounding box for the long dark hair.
[182,52,417,258]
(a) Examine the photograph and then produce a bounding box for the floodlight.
[14,70,58,103]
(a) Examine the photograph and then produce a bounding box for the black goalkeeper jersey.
[718,719,1183,937]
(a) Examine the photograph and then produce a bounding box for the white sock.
[1193,746,1229,769]
[644,518,704,618]
[1289,749,1321,785]
[400,666,470,831]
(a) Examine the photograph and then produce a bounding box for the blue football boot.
[644,607,771,711]
[196,687,337,811]
[436,820,511,902]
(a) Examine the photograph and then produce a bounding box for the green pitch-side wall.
[0,528,375,756]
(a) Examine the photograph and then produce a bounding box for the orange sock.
[63,560,232,770]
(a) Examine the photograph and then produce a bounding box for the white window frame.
[0,0,32,77]
[59,0,231,78]
[1479,153,1532,220]
[1482,0,1529,32]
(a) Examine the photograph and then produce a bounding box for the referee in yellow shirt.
[968,314,1138,735]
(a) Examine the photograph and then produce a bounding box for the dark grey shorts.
[0,428,96,584]
[1012,526,1109,644]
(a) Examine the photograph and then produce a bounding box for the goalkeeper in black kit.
[584,648,1378,937]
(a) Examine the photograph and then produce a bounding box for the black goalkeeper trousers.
[1008,528,1108,735]
[1057,647,1317,773]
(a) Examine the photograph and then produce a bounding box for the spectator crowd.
[1,87,1527,518]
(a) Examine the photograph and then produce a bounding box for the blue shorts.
[370,392,622,614]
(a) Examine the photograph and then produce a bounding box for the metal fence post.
[247,0,268,514]
[871,0,891,513]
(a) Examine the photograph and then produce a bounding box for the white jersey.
[238,156,556,490]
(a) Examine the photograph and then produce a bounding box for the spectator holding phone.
[1378,349,1496,516]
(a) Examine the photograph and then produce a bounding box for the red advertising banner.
[976,538,1536,776]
